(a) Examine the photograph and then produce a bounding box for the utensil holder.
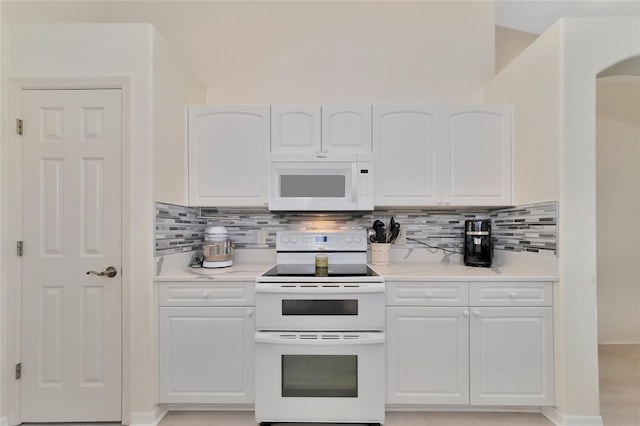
[370,243,391,266]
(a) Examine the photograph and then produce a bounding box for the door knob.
[86,266,118,278]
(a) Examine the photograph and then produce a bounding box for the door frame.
[3,78,131,425]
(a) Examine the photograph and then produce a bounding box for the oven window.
[282,355,357,397]
[280,175,346,198]
[282,299,358,316]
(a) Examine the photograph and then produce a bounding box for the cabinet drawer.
[158,282,255,306]
[469,282,552,307]
[386,282,468,306]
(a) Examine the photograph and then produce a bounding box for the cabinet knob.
[509,292,517,298]
[473,310,481,317]
[247,310,254,317]
[444,199,451,205]
[425,291,432,298]
[462,310,470,317]
[202,292,209,298]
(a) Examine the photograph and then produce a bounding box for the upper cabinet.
[187,105,270,207]
[374,105,512,207]
[373,106,442,206]
[443,106,512,206]
[271,105,372,154]
[186,103,512,208]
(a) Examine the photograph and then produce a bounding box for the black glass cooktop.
[262,264,378,277]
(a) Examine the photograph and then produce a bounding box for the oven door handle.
[255,283,385,294]
[255,332,385,345]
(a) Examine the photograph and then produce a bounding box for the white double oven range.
[255,230,385,426]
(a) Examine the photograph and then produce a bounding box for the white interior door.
[20,89,122,422]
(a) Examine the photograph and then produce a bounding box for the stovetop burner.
[262,263,378,278]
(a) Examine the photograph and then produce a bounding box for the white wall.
[0,4,5,425]
[485,17,640,423]
[3,23,157,423]
[596,76,640,344]
[495,25,538,74]
[108,1,494,104]
[484,24,561,205]
[152,28,206,205]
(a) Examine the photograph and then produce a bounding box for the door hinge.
[16,119,23,135]
[17,241,23,257]
[15,363,21,380]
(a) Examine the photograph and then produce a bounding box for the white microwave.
[269,153,374,211]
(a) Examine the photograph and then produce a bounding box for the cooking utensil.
[389,223,401,243]
[366,227,377,243]
[372,220,386,243]
[388,217,397,243]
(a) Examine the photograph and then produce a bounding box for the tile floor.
[599,344,640,426]
[158,344,640,426]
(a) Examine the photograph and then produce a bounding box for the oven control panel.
[276,230,367,252]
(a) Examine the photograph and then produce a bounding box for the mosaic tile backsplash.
[155,201,558,257]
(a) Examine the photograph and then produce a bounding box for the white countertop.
[154,258,557,283]
[154,262,274,282]
[368,261,558,282]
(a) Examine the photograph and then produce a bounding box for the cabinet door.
[188,105,269,206]
[443,105,512,206]
[271,105,321,153]
[470,307,554,406]
[386,307,469,405]
[158,306,255,404]
[373,106,442,206]
[321,105,372,153]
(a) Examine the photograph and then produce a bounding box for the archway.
[595,56,640,425]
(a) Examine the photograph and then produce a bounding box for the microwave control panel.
[356,160,374,208]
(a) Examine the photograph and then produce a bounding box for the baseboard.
[386,405,539,413]
[542,406,604,426]
[129,405,168,426]
[167,403,254,411]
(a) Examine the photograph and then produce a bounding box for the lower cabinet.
[157,282,255,404]
[387,307,469,404]
[469,307,554,406]
[386,281,554,407]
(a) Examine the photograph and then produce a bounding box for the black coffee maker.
[464,219,493,267]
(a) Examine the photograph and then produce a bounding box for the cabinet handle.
[509,292,517,298]
[202,292,209,298]
[473,310,481,317]
[462,310,470,317]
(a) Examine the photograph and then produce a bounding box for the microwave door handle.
[351,163,358,201]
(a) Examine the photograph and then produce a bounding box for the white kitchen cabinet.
[443,105,512,206]
[321,105,372,153]
[468,282,554,406]
[373,105,512,207]
[271,105,321,153]
[469,307,554,406]
[158,282,255,404]
[387,306,470,405]
[373,105,442,206]
[187,105,270,207]
[385,281,554,408]
[271,105,371,154]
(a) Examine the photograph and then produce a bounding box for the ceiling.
[495,0,640,35]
